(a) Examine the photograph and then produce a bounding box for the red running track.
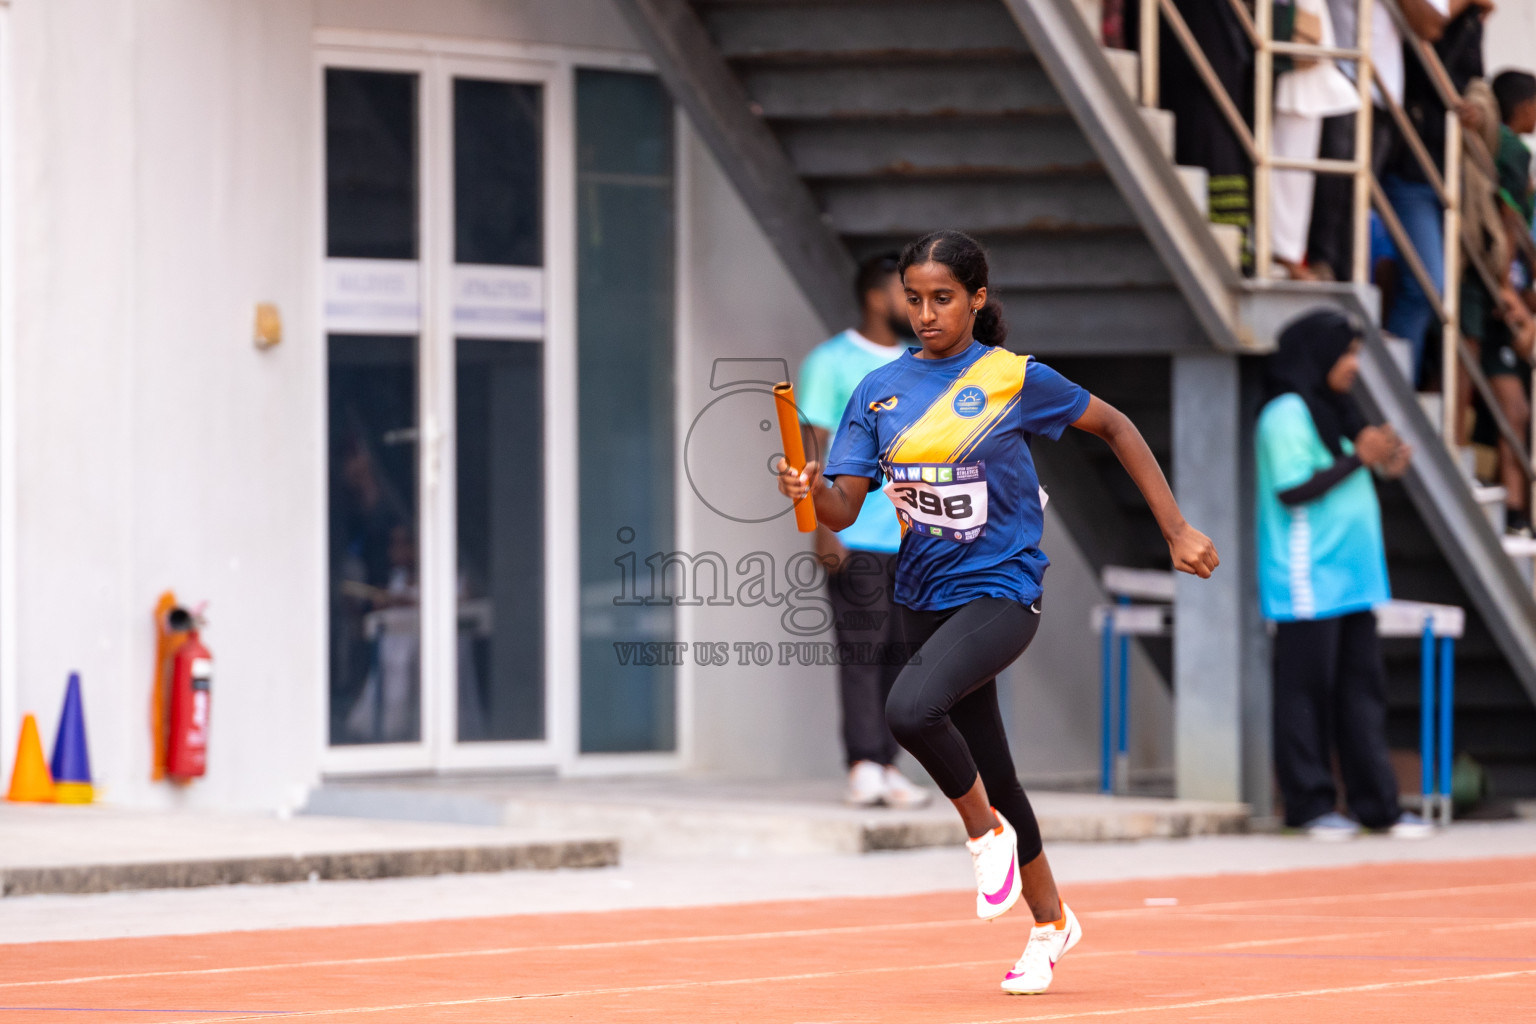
[3,855,1534,1023]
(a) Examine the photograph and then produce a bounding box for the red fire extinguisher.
[165,616,213,779]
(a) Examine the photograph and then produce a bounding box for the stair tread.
[726,47,1030,65]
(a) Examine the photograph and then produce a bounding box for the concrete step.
[813,176,1137,235]
[846,231,1170,290]
[1457,442,1478,483]
[1103,48,1141,103]
[1176,165,1209,217]
[304,777,1250,860]
[703,0,1028,60]
[0,805,617,897]
[1208,222,1244,270]
[1473,483,1509,535]
[781,116,1096,178]
[1139,106,1176,161]
[741,57,1062,119]
[987,286,1204,353]
[1072,0,1105,41]
[1417,393,1444,438]
[1503,534,1536,589]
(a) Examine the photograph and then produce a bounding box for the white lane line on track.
[9,879,1536,993]
[149,963,1536,1024]
[0,919,976,991]
[954,968,1536,1022]
[1086,877,1536,918]
[139,959,1002,1024]
[0,912,1483,993]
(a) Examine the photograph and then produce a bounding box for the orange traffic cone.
[7,714,55,802]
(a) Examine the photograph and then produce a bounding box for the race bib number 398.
[882,461,988,544]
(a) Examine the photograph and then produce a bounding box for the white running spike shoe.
[1001,902,1082,995]
[965,810,1022,920]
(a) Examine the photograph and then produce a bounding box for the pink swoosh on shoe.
[984,856,1016,905]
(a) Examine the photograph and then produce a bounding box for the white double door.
[321,47,571,773]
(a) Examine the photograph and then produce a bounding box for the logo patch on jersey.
[868,395,899,412]
[952,386,987,419]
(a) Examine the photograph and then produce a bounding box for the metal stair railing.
[1137,0,1536,554]
[1137,0,1378,283]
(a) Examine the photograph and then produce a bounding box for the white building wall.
[1,0,1161,809]
[9,0,321,810]
[315,0,639,52]
[676,131,842,780]
[1485,0,1536,81]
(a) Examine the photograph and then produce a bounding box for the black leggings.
[887,597,1044,861]
[1273,611,1402,829]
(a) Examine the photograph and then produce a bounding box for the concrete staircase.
[1029,3,1536,794]
[1037,0,1536,798]
[668,0,1218,352]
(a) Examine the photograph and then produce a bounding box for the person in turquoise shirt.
[797,253,930,809]
[1256,310,1429,840]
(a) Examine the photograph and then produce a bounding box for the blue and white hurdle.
[1092,568,1175,795]
[1092,576,1464,824]
[1375,599,1465,827]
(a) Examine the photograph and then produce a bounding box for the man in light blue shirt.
[797,253,929,808]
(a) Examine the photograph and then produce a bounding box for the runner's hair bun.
[973,301,1007,348]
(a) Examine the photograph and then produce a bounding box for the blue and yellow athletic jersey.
[824,341,1090,611]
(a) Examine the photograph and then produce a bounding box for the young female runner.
[776,231,1219,994]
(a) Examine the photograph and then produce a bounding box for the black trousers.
[888,597,1044,862]
[1273,611,1403,829]
[827,550,904,767]
[1308,111,1395,281]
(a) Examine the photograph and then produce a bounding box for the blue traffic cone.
[50,672,93,804]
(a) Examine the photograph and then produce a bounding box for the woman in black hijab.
[1268,312,1368,453]
[1255,309,1428,840]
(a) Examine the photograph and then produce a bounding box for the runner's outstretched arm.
[1070,396,1220,578]
[775,458,871,532]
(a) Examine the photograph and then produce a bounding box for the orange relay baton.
[772,382,818,533]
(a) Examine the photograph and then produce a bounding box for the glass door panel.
[326,69,418,261]
[575,69,677,754]
[450,77,546,745]
[325,67,422,747]
[455,341,543,741]
[454,79,541,266]
[328,336,421,744]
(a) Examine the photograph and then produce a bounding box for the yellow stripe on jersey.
[884,348,1030,465]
